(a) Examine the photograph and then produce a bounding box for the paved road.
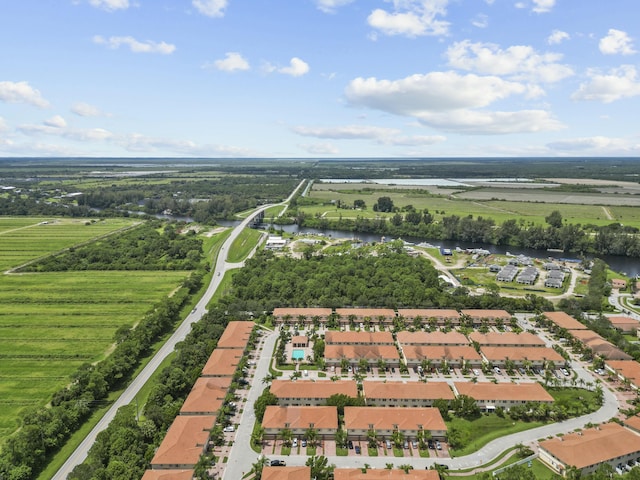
[53,181,305,480]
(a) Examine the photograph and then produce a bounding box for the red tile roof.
[539,423,640,470]
[363,381,454,401]
[480,346,564,363]
[344,407,446,432]
[150,415,215,467]
[180,377,230,415]
[543,312,587,330]
[396,331,469,345]
[608,316,638,333]
[141,470,194,480]
[335,308,396,319]
[402,345,482,363]
[397,309,460,320]
[453,382,553,402]
[325,331,394,345]
[262,406,338,430]
[468,332,545,347]
[270,380,358,400]
[262,466,311,480]
[607,360,640,386]
[217,321,254,349]
[324,345,400,362]
[201,348,243,376]
[273,308,332,318]
[334,469,439,480]
[461,309,511,320]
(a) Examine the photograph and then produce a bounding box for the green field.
[0,217,188,441]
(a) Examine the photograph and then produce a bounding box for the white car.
[292,438,298,448]
[223,426,235,433]
[472,369,480,376]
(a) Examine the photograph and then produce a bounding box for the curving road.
[52,181,305,480]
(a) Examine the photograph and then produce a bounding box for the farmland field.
[0,217,189,441]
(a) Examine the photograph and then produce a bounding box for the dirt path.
[602,206,614,220]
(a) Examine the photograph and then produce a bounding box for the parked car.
[493,366,501,374]
[270,460,286,466]
[561,367,570,376]
[403,440,409,449]
[223,426,234,433]
[348,440,354,449]
[301,439,307,447]
[292,438,298,448]
[385,440,392,449]
[428,440,435,449]
[412,440,418,449]
[472,369,480,376]
[436,441,442,450]
[355,445,361,454]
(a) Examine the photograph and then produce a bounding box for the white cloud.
[345,71,527,114]
[414,109,564,134]
[547,30,570,45]
[0,81,50,108]
[93,35,176,54]
[192,0,227,18]
[292,124,445,146]
[278,57,310,77]
[446,40,574,83]
[210,52,250,72]
[298,143,339,154]
[118,133,254,156]
[532,0,555,13]
[571,65,640,103]
[88,0,130,11]
[547,136,640,154]
[315,0,354,14]
[44,115,67,128]
[367,0,450,38]
[0,117,7,132]
[471,14,489,29]
[599,29,636,55]
[71,102,105,117]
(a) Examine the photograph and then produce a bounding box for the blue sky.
[1,0,639,158]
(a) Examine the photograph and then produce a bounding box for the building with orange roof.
[624,415,640,434]
[201,348,243,377]
[612,278,628,289]
[292,335,309,347]
[569,330,632,360]
[334,469,439,480]
[396,331,469,346]
[263,466,311,480]
[608,315,638,333]
[324,345,401,368]
[401,345,482,368]
[325,330,394,345]
[262,406,338,439]
[397,309,461,327]
[460,309,511,326]
[269,380,358,406]
[543,311,586,331]
[335,308,396,327]
[344,407,447,441]
[272,308,332,326]
[363,381,454,407]
[480,346,564,368]
[468,332,545,348]
[539,423,640,476]
[216,321,254,349]
[453,382,553,412]
[606,360,640,389]
[180,377,230,415]
[141,470,194,480]
[150,415,216,469]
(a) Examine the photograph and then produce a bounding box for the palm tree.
[280,427,293,447]
[305,427,318,448]
[250,456,269,480]
[367,428,378,448]
[262,373,275,384]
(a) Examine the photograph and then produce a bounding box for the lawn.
[227,227,264,263]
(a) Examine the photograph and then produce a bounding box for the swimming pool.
[292,349,305,361]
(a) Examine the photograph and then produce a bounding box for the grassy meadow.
[0,217,189,441]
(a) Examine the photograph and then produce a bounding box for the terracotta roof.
[334,469,440,480]
[397,309,460,320]
[201,348,243,376]
[324,345,400,361]
[543,312,587,330]
[397,331,470,345]
[453,382,553,402]
[624,415,640,433]
[262,406,338,430]
[568,329,604,343]
[402,345,482,362]
[607,360,640,386]
[608,316,639,332]
[273,307,332,318]
[292,335,308,344]
[363,381,454,401]
[270,380,358,400]
[217,321,254,349]
[480,346,564,363]
[468,332,545,347]
[180,377,230,414]
[344,407,446,432]
[460,309,511,319]
[570,331,632,360]
[141,470,194,480]
[151,415,215,467]
[539,423,640,470]
[325,331,394,345]
[335,308,396,319]
[263,466,311,480]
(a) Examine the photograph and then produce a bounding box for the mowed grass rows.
[0,218,188,440]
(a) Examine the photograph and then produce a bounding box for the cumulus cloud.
[87,0,130,11]
[571,65,640,103]
[208,52,250,72]
[278,57,310,77]
[471,14,489,29]
[445,40,574,83]
[547,30,570,45]
[44,115,67,128]
[547,136,640,154]
[599,29,636,55]
[292,124,445,146]
[117,133,254,156]
[315,0,354,14]
[345,71,564,134]
[367,0,450,38]
[93,35,176,54]
[298,143,339,154]
[532,0,555,13]
[18,118,114,142]
[192,0,228,17]
[0,81,50,108]
[71,102,105,117]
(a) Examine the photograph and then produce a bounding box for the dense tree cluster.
[18,222,203,272]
